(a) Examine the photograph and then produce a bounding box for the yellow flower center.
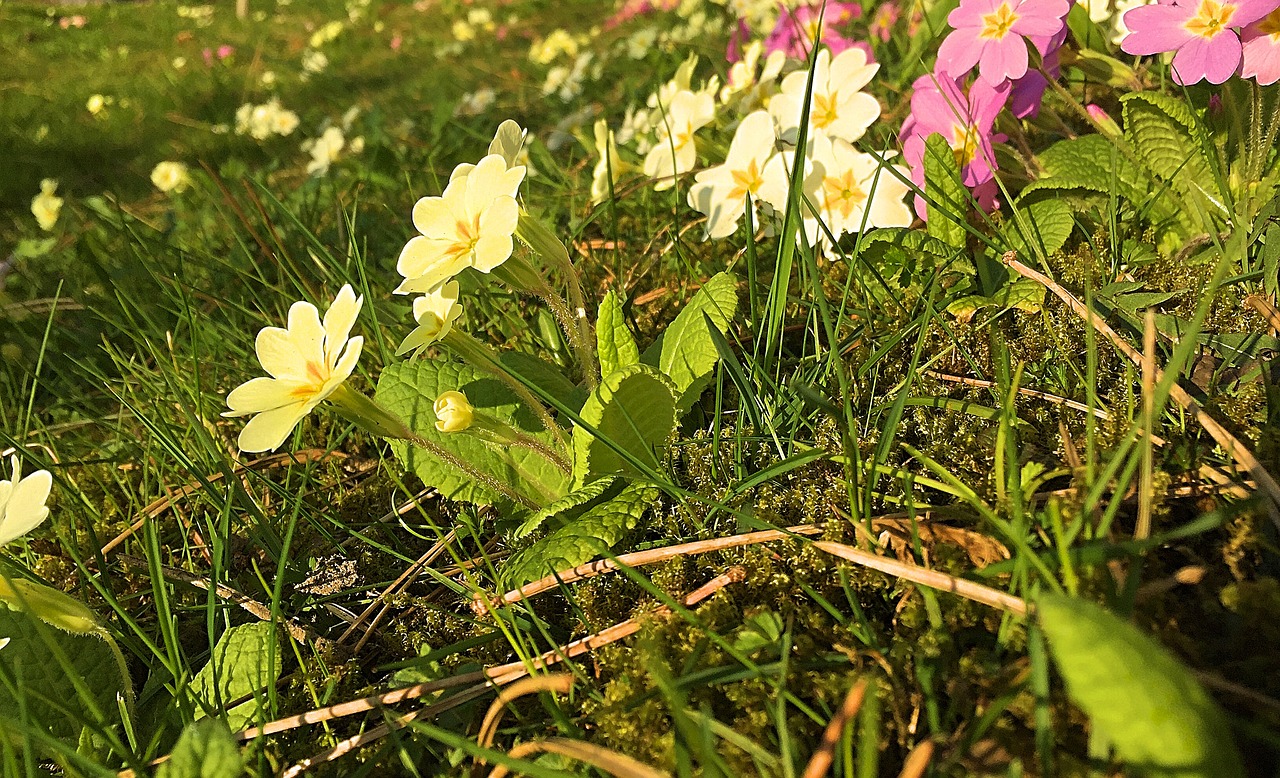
[728,159,765,202]
[823,171,867,220]
[804,19,823,41]
[813,92,840,129]
[980,3,1020,40]
[291,360,329,399]
[1183,0,1236,38]
[952,124,980,168]
[450,216,483,261]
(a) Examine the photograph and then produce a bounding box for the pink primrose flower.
[1242,7,1280,83]
[1008,27,1065,117]
[900,72,1010,217]
[765,2,863,59]
[870,3,901,41]
[217,44,235,60]
[937,0,1071,84]
[1120,0,1280,83]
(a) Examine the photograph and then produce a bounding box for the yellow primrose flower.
[397,281,462,356]
[31,179,63,232]
[642,89,716,191]
[687,110,781,239]
[0,455,53,547]
[802,136,913,248]
[304,126,346,176]
[86,94,106,116]
[150,161,191,193]
[433,391,474,433]
[395,154,525,295]
[591,119,633,204]
[770,48,881,145]
[223,285,364,453]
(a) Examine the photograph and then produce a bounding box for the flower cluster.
[235,99,300,140]
[1120,0,1280,83]
[151,161,191,193]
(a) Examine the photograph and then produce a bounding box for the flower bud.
[434,391,474,433]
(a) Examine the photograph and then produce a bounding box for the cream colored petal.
[448,162,475,184]
[285,301,325,367]
[689,179,747,240]
[255,327,308,381]
[324,336,363,393]
[478,195,519,238]
[322,285,362,367]
[830,48,879,94]
[225,376,302,415]
[237,404,309,453]
[0,469,51,546]
[471,233,514,273]
[411,196,458,238]
[397,235,468,286]
[464,155,520,217]
[828,93,882,143]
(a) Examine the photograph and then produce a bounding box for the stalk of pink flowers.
[936,0,1070,84]
[1120,0,1280,84]
[900,72,1010,217]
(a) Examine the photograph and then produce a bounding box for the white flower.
[434,391,474,433]
[770,47,881,144]
[396,154,525,295]
[1077,0,1114,23]
[397,281,462,356]
[0,455,53,547]
[591,119,635,204]
[305,126,345,176]
[456,88,496,117]
[720,42,786,114]
[801,136,913,248]
[301,49,328,74]
[642,89,715,191]
[86,94,106,116]
[223,285,364,453]
[260,69,277,86]
[150,161,191,193]
[31,179,63,232]
[687,111,783,239]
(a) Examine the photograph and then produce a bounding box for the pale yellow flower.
[687,110,782,239]
[770,47,881,144]
[643,89,715,191]
[224,285,364,452]
[591,119,634,204]
[802,135,913,248]
[434,391,474,432]
[86,94,106,116]
[0,455,52,547]
[31,179,63,232]
[150,161,191,193]
[396,154,525,295]
[304,126,346,176]
[397,281,462,356]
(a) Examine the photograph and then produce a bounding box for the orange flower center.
[728,159,765,202]
[823,171,868,220]
[980,3,1020,40]
[951,124,981,168]
[1184,0,1236,38]
[1257,6,1280,36]
[813,92,840,128]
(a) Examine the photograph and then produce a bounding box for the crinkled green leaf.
[503,482,658,586]
[945,277,1045,320]
[514,478,615,539]
[1005,199,1075,258]
[572,363,677,488]
[376,358,571,509]
[157,719,245,778]
[643,271,737,410]
[597,291,640,379]
[923,133,968,250]
[1025,134,1148,202]
[1121,92,1222,218]
[0,598,123,742]
[1038,595,1244,778]
[191,622,280,731]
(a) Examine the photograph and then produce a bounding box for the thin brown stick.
[800,678,869,778]
[896,741,935,778]
[1245,293,1280,336]
[337,528,458,648]
[924,371,1108,419]
[474,525,826,615]
[489,740,668,778]
[476,674,576,756]
[115,554,319,645]
[279,570,745,776]
[813,541,1028,616]
[99,449,342,556]
[1005,255,1280,515]
[1137,309,1156,540]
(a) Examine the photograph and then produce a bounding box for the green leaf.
[514,477,615,539]
[596,291,640,379]
[572,363,678,488]
[191,622,280,731]
[1121,92,1223,218]
[923,133,968,250]
[1025,134,1147,202]
[1005,199,1075,258]
[157,720,245,778]
[376,358,571,509]
[0,576,104,636]
[0,598,124,742]
[945,277,1045,321]
[1038,595,1244,778]
[503,482,658,586]
[643,271,738,410]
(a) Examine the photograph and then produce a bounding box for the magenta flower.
[870,3,901,41]
[900,72,1010,217]
[1120,0,1280,84]
[764,2,863,59]
[1008,28,1065,117]
[936,0,1071,84]
[217,44,235,60]
[1242,7,1280,83]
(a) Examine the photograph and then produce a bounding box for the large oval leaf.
[572,363,677,488]
[1038,595,1244,778]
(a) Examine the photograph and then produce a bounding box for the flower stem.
[441,329,568,446]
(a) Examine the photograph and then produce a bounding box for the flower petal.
[237,404,309,453]
[0,468,51,546]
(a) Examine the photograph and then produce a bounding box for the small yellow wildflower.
[433,391,474,433]
[31,179,63,232]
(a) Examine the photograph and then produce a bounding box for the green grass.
[2,0,1280,775]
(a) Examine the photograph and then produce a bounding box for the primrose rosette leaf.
[571,363,678,489]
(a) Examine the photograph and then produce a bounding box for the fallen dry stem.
[800,678,869,778]
[489,739,668,778]
[1005,255,1280,516]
